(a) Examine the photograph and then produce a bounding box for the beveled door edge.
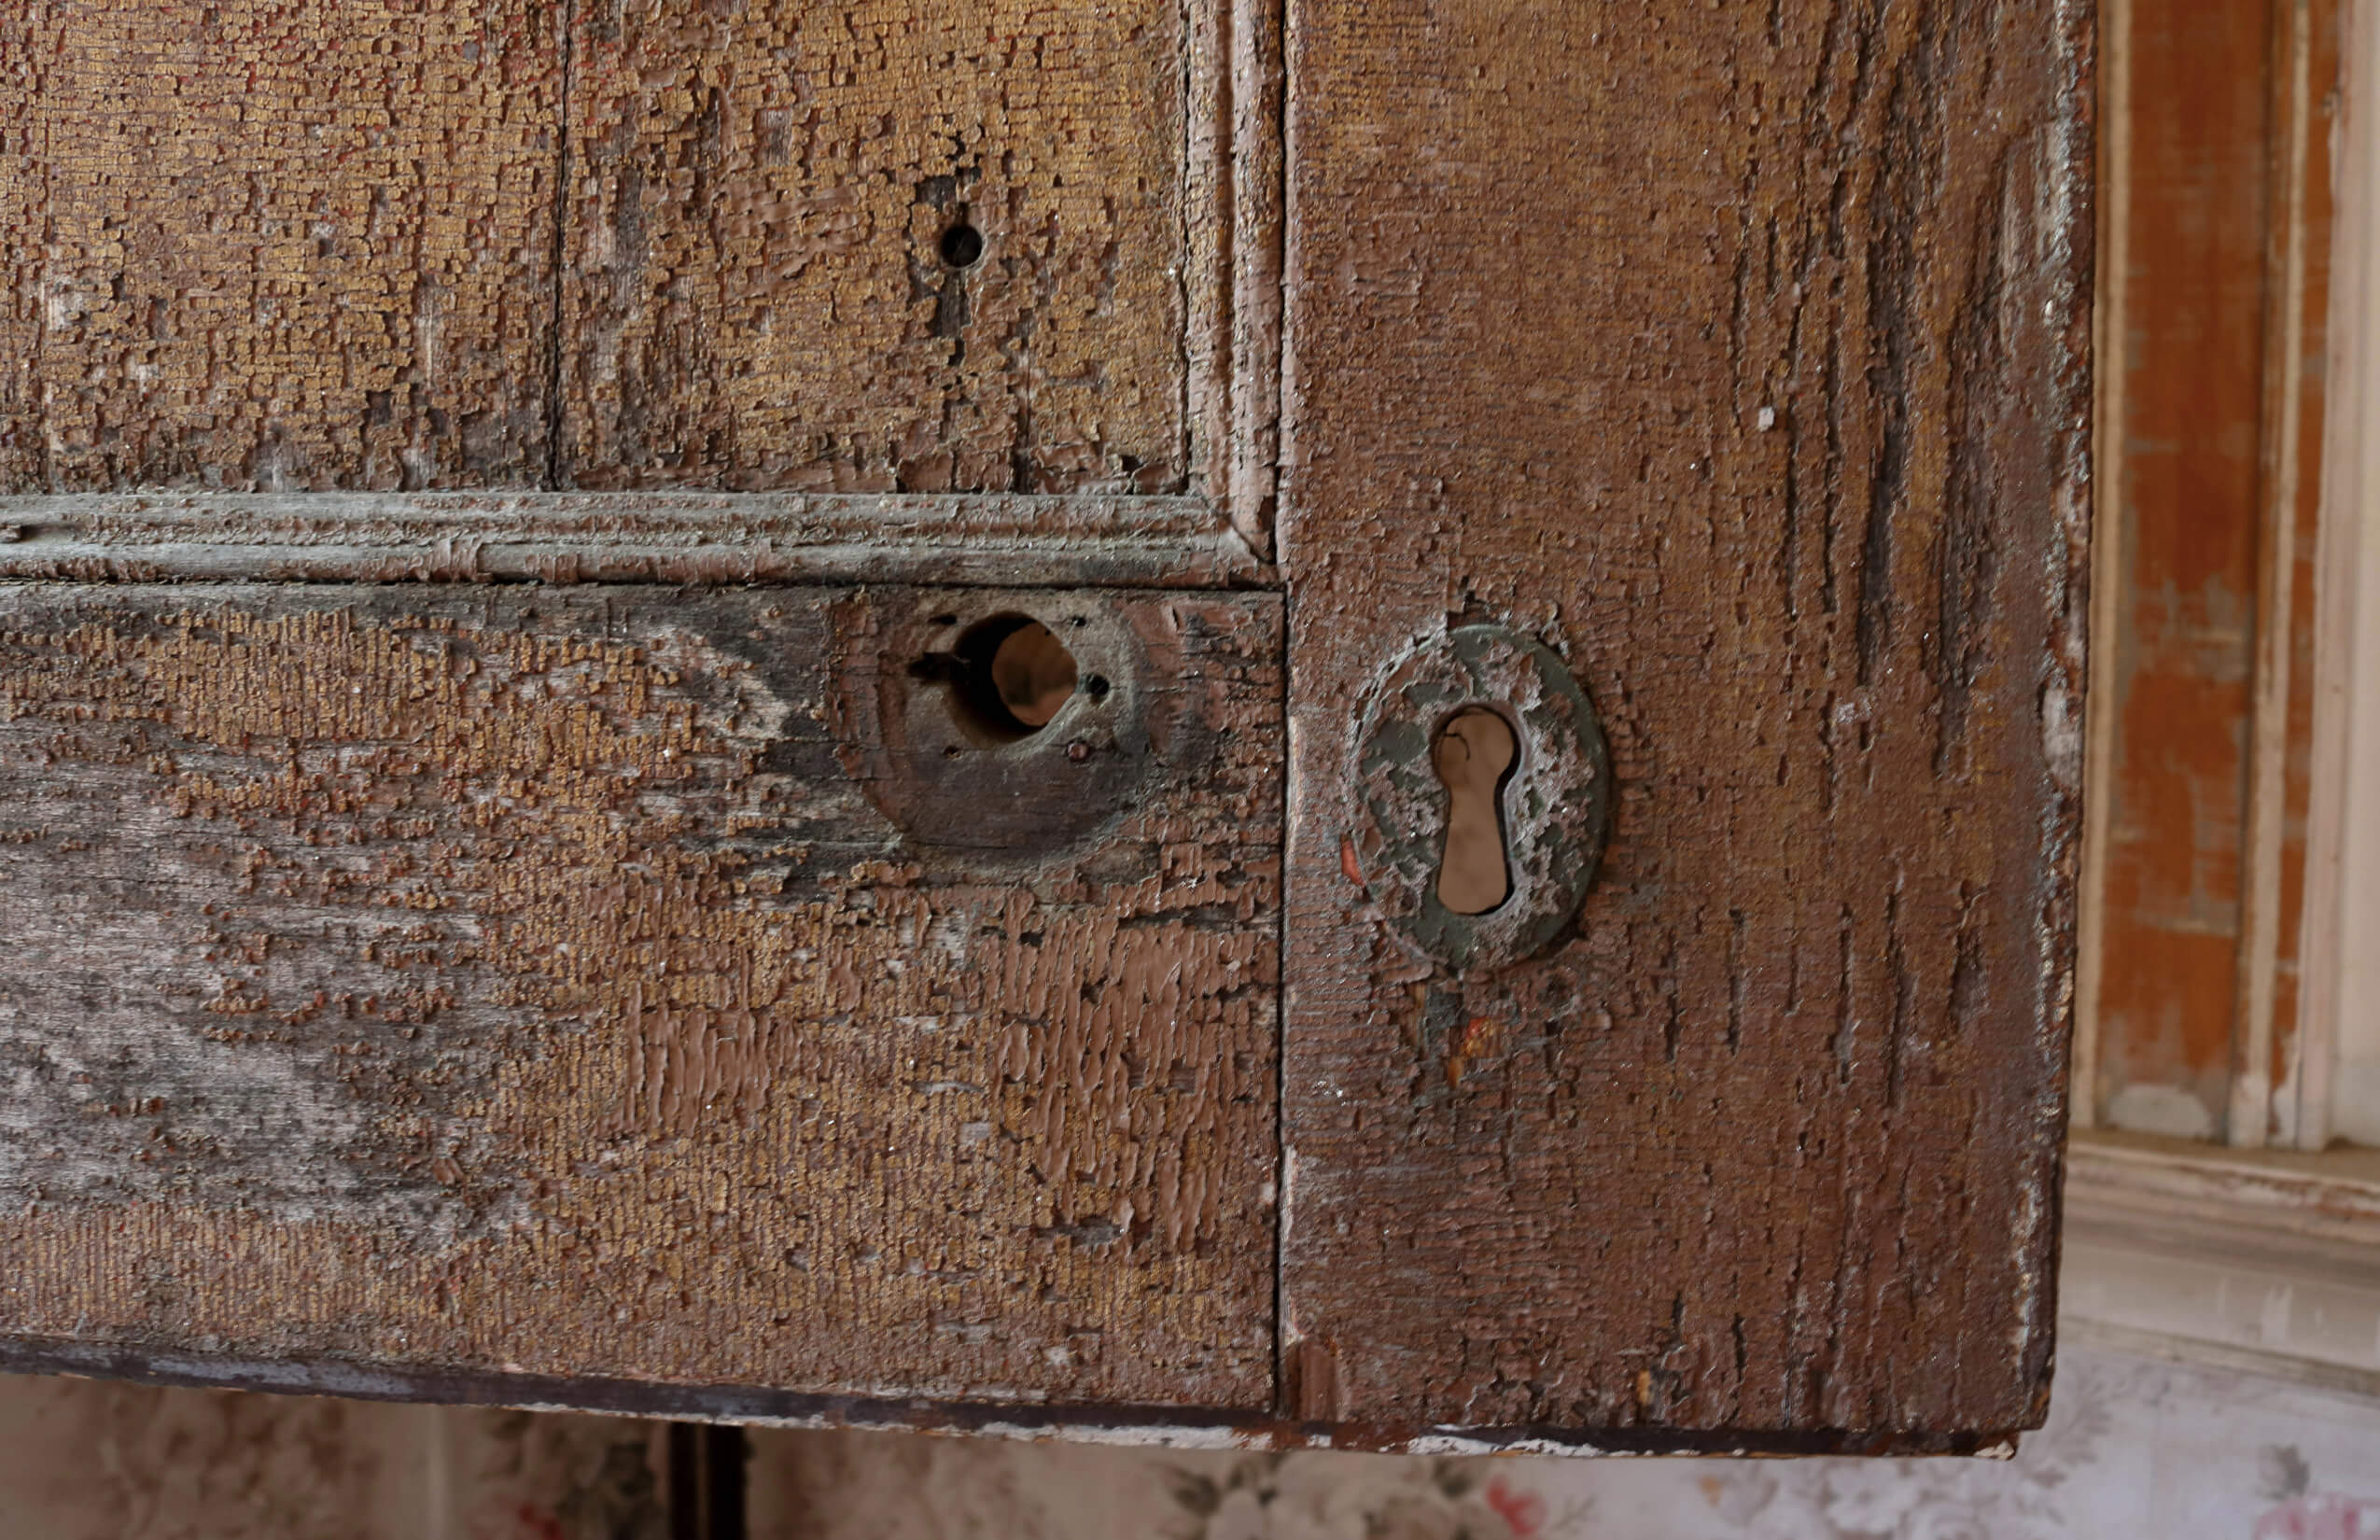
[0,1334,2017,1457]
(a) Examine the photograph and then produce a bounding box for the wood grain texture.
[1279,0,2092,1439]
[559,0,1196,496]
[0,583,1280,1408]
[0,0,560,492]
[0,0,1274,544]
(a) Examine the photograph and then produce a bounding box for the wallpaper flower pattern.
[747,1343,2380,1540]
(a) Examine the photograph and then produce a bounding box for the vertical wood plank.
[2234,0,2340,1147]
[2078,0,2344,1146]
[558,0,1193,495]
[1280,0,2091,1435]
[0,0,559,493]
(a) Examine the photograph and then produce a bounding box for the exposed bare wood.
[0,493,1264,588]
[0,583,1281,1408]
[1279,0,2093,1438]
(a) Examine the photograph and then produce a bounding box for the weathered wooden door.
[0,0,2089,1451]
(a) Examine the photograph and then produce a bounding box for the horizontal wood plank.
[0,582,1281,1407]
[0,493,1264,588]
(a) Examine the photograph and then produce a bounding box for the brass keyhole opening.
[1432,707,1518,916]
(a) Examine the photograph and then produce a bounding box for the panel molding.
[0,493,1266,589]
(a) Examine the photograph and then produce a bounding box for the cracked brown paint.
[0,583,1280,1408]
[0,0,2094,1454]
[0,0,560,491]
[3,0,1271,522]
[1278,0,2092,1438]
[558,0,1199,495]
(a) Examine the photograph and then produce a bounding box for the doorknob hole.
[1432,707,1518,916]
[943,615,1077,742]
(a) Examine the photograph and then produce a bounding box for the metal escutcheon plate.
[1349,623,1612,972]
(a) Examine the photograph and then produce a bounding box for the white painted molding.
[2061,1131,2380,1393]
[2299,0,2380,1148]
[2070,0,2134,1135]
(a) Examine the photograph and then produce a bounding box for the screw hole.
[937,614,1076,743]
[1083,674,1112,702]
[939,222,985,269]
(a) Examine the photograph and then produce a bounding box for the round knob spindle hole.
[944,615,1077,742]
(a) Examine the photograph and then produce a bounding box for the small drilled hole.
[943,614,1076,742]
[1083,674,1112,702]
[939,222,985,269]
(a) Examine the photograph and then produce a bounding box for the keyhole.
[1432,707,1518,916]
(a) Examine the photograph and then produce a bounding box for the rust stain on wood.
[1278,0,2092,1435]
[0,584,1280,1407]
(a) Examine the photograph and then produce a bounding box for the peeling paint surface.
[0,584,1281,1407]
[559,0,1195,494]
[1277,0,2091,1435]
[0,0,560,490]
[0,0,1241,506]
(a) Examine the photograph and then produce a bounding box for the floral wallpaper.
[747,1343,2380,1540]
[2,1337,2373,1538]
